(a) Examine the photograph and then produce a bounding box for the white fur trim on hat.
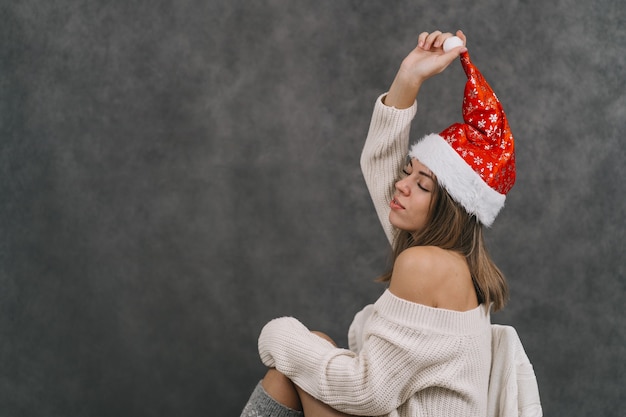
[409,133,506,227]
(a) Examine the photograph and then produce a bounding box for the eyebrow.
[418,170,435,180]
[407,159,434,180]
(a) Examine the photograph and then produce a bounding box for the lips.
[390,197,405,210]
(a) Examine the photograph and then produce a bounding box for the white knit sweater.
[257,95,494,417]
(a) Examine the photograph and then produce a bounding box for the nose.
[395,177,410,195]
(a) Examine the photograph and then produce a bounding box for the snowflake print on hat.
[440,52,515,195]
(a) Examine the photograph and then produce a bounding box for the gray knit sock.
[240,381,304,417]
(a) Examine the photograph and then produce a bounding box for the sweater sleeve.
[258,293,465,416]
[360,94,418,246]
[488,325,543,417]
[347,304,375,353]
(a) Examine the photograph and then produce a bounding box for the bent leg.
[240,369,303,417]
[242,331,356,417]
[261,368,302,411]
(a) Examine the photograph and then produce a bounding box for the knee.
[261,369,302,411]
[311,331,337,347]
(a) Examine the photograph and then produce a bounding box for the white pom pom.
[443,36,464,52]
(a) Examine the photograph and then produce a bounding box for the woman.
[241,29,513,417]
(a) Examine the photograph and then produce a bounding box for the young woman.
[240,29,514,417]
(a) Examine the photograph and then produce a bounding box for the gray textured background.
[1,0,624,416]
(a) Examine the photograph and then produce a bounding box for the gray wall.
[1,0,624,416]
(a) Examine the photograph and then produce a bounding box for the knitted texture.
[258,290,492,417]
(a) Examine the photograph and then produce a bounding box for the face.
[389,158,435,232]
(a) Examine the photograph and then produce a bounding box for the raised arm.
[360,31,467,244]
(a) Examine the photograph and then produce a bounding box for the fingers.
[418,31,442,49]
[456,30,467,44]
[438,45,466,67]
[418,30,466,51]
[417,31,449,50]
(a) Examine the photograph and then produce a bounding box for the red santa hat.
[409,51,515,226]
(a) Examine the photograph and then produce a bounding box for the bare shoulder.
[389,246,477,310]
[392,246,445,278]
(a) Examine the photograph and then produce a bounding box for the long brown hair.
[379,177,509,312]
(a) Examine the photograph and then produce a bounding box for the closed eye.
[402,162,413,176]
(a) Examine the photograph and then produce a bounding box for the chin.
[389,217,413,233]
[390,221,418,233]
